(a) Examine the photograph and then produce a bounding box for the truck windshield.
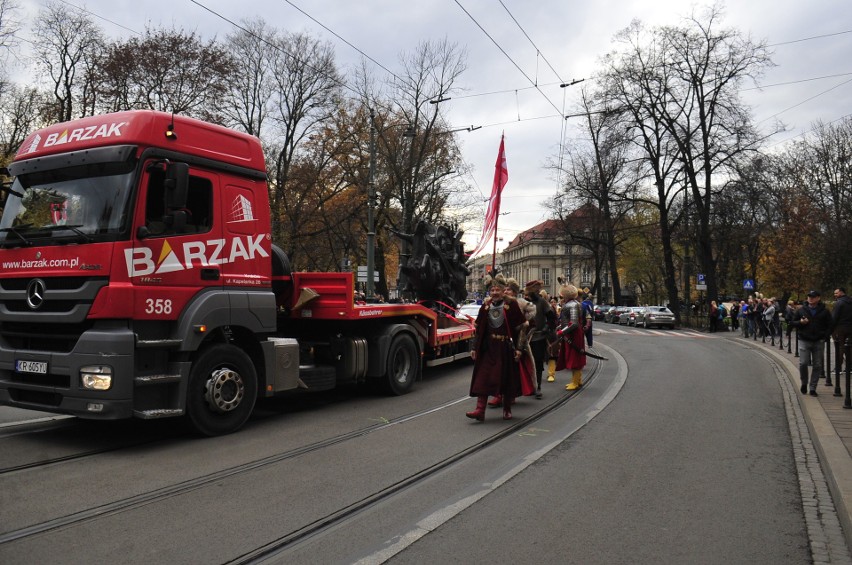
[0,160,135,247]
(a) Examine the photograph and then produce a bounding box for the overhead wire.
[451,0,564,118]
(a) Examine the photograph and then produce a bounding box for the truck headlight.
[81,365,113,390]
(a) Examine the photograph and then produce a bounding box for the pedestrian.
[747,298,759,338]
[791,290,833,396]
[709,300,719,333]
[785,300,796,341]
[832,287,852,373]
[730,300,740,331]
[581,293,595,347]
[739,300,749,337]
[525,280,556,398]
[763,298,777,340]
[556,282,586,391]
[467,273,527,421]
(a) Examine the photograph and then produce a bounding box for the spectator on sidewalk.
[709,300,719,333]
[832,287,852,373]
[791,290,833,396]
[785,300,797,341]
[763,298,777,340]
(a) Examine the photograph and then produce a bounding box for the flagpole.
[491,208,499,274]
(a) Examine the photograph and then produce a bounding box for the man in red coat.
[556,282,586,390]
[467,273,526,421]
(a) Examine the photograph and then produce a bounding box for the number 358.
[145,298,173,315]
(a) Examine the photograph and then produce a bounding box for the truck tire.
[186,344,258,436]
[383,334,419,395]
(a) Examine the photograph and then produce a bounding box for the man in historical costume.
[488,278,535,408]
[556,282,586,391]
[467,273,527,421]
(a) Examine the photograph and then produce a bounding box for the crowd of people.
[711,288,852,397]
[465,274,592,422]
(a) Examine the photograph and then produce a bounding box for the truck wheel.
[383,334,419,395]
[186,344,257,436]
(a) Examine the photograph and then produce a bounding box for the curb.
[758,344,852,553]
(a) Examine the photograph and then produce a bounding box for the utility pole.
[366,109,377,299]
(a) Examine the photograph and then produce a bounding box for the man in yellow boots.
[555,281,586,391]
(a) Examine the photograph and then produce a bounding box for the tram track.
[0,360,601,551]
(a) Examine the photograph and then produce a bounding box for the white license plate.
[16,360,48,374]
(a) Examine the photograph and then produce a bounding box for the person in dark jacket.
[791,290,834,396]
[832,287,852,374]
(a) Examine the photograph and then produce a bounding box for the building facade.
[499,219,598,301]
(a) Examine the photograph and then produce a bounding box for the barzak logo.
[125,234,269,277]
[43,121,128,148]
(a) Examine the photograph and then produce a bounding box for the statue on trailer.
[394,221,470,307]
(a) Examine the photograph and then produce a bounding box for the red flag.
[471,134,508,256]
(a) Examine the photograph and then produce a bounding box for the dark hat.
[807,290,821,297]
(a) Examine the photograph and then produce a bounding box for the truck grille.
[0,320,94,352]
[0,276,107,323]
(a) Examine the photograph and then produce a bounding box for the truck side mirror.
[164,162,189,210]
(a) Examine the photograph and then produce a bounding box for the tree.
[264,30,343,264]
[601,19,689,317]
[96,27,235,121]
[0,85,49,163]
[356,39,467,297]
[557,89,638,305]
[222,18,276,137]
[33,1,105,122]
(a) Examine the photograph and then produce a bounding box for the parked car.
[594,305,611,321]
[456,303,481,322]
[641,306,676,328]
[604,306,625,324]
[617,308,635,325]
[628,307,646,326]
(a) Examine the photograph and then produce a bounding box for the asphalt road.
[388,328,810,564]
[0,327,822,563]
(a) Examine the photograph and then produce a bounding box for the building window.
[541,268,550,288]
[541,245,551,255]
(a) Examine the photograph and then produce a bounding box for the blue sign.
[743,279,755,290]
[697,273,706,284]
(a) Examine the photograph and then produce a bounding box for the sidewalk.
[741,331,852,552]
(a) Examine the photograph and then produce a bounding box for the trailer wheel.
[383,334,419,395]
[186,344,257,436]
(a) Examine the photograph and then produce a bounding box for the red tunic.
[469,297,526,398]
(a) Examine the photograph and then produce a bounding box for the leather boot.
[547,359,556,382]
[466,396,487,421]
[488,394,503,408]
[503,403,513,420]
[566,369,583,391]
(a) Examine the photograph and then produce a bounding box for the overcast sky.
[15,0,852,252]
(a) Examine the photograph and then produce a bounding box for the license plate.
[16,360,48,374]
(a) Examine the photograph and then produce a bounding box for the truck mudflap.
[0,325,137,419]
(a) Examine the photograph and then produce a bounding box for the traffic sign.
[743,279,755,291]
[697,273,706,284]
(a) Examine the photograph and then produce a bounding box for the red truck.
[0,110,474,435]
